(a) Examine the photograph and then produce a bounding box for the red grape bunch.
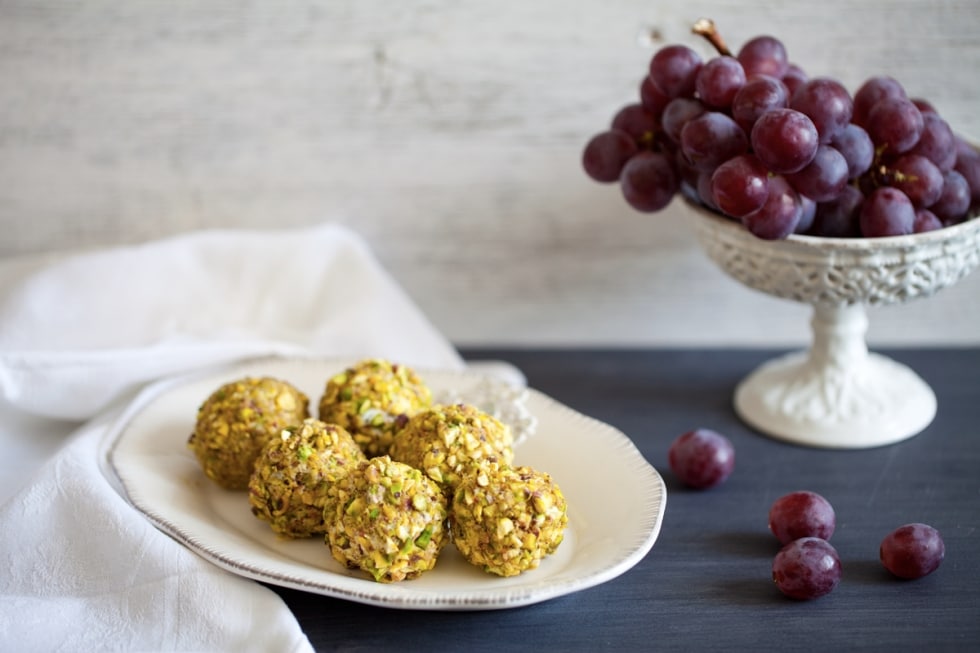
[582,19,980,240]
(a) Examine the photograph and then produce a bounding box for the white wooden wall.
[2,1,979,347]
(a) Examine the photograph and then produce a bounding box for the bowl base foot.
[734,351,937,449]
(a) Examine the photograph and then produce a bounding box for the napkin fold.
[0,223,465,651]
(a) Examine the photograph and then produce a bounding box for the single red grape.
[790,77,853,144]
[772,537,842,600]
[853,75,906,127]
[913,209,943,233]
[880,523,945,579]
[953,151,980,205]
[649,45,702,99]
[785,144,849,202]
[860,187,915,237]
[612,103,660,148]
[768,490,836,544]
[908,112,957,172]
[582,130,638,183]
[830,123,874,179]
[732,74,789,134]
[667,428,735,489]
[680,111,748,171]
[866,97,924,154]
[888,154,944,208]
[810,184,864,238]
[711,154,770,218]
[737,35,789,79]
[619,151,678,212]
[695,56,746,109]
[751,108,819,174]
[931,170,972,224]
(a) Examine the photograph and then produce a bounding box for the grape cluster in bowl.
[582,19,980,240]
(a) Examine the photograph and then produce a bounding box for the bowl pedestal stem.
[733,303,937,448]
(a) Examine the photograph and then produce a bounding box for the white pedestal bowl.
[687,204,980,449]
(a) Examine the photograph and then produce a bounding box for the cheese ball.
[318,359,432,457]
[188,377,310,490]
[389,403,514,496]
[249,418,366,538]
[452,465,568,577]
[326,456,448,583]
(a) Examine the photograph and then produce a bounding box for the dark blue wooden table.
[269,348,980,652]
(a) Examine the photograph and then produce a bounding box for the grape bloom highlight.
[582,19,979,240]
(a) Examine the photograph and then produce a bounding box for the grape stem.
[692,18,732,57]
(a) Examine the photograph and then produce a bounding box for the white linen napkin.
[0,223,465,651]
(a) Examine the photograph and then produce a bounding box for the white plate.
[107,357,667,610]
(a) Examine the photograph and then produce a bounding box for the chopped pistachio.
[388,403,513,497]
[318,359,432,458]
[187,377,309,490]
[325,456,447,583]
[451,465,567,578]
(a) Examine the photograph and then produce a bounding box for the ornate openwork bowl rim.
[686,200,980,264]
[683,200,980,306]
